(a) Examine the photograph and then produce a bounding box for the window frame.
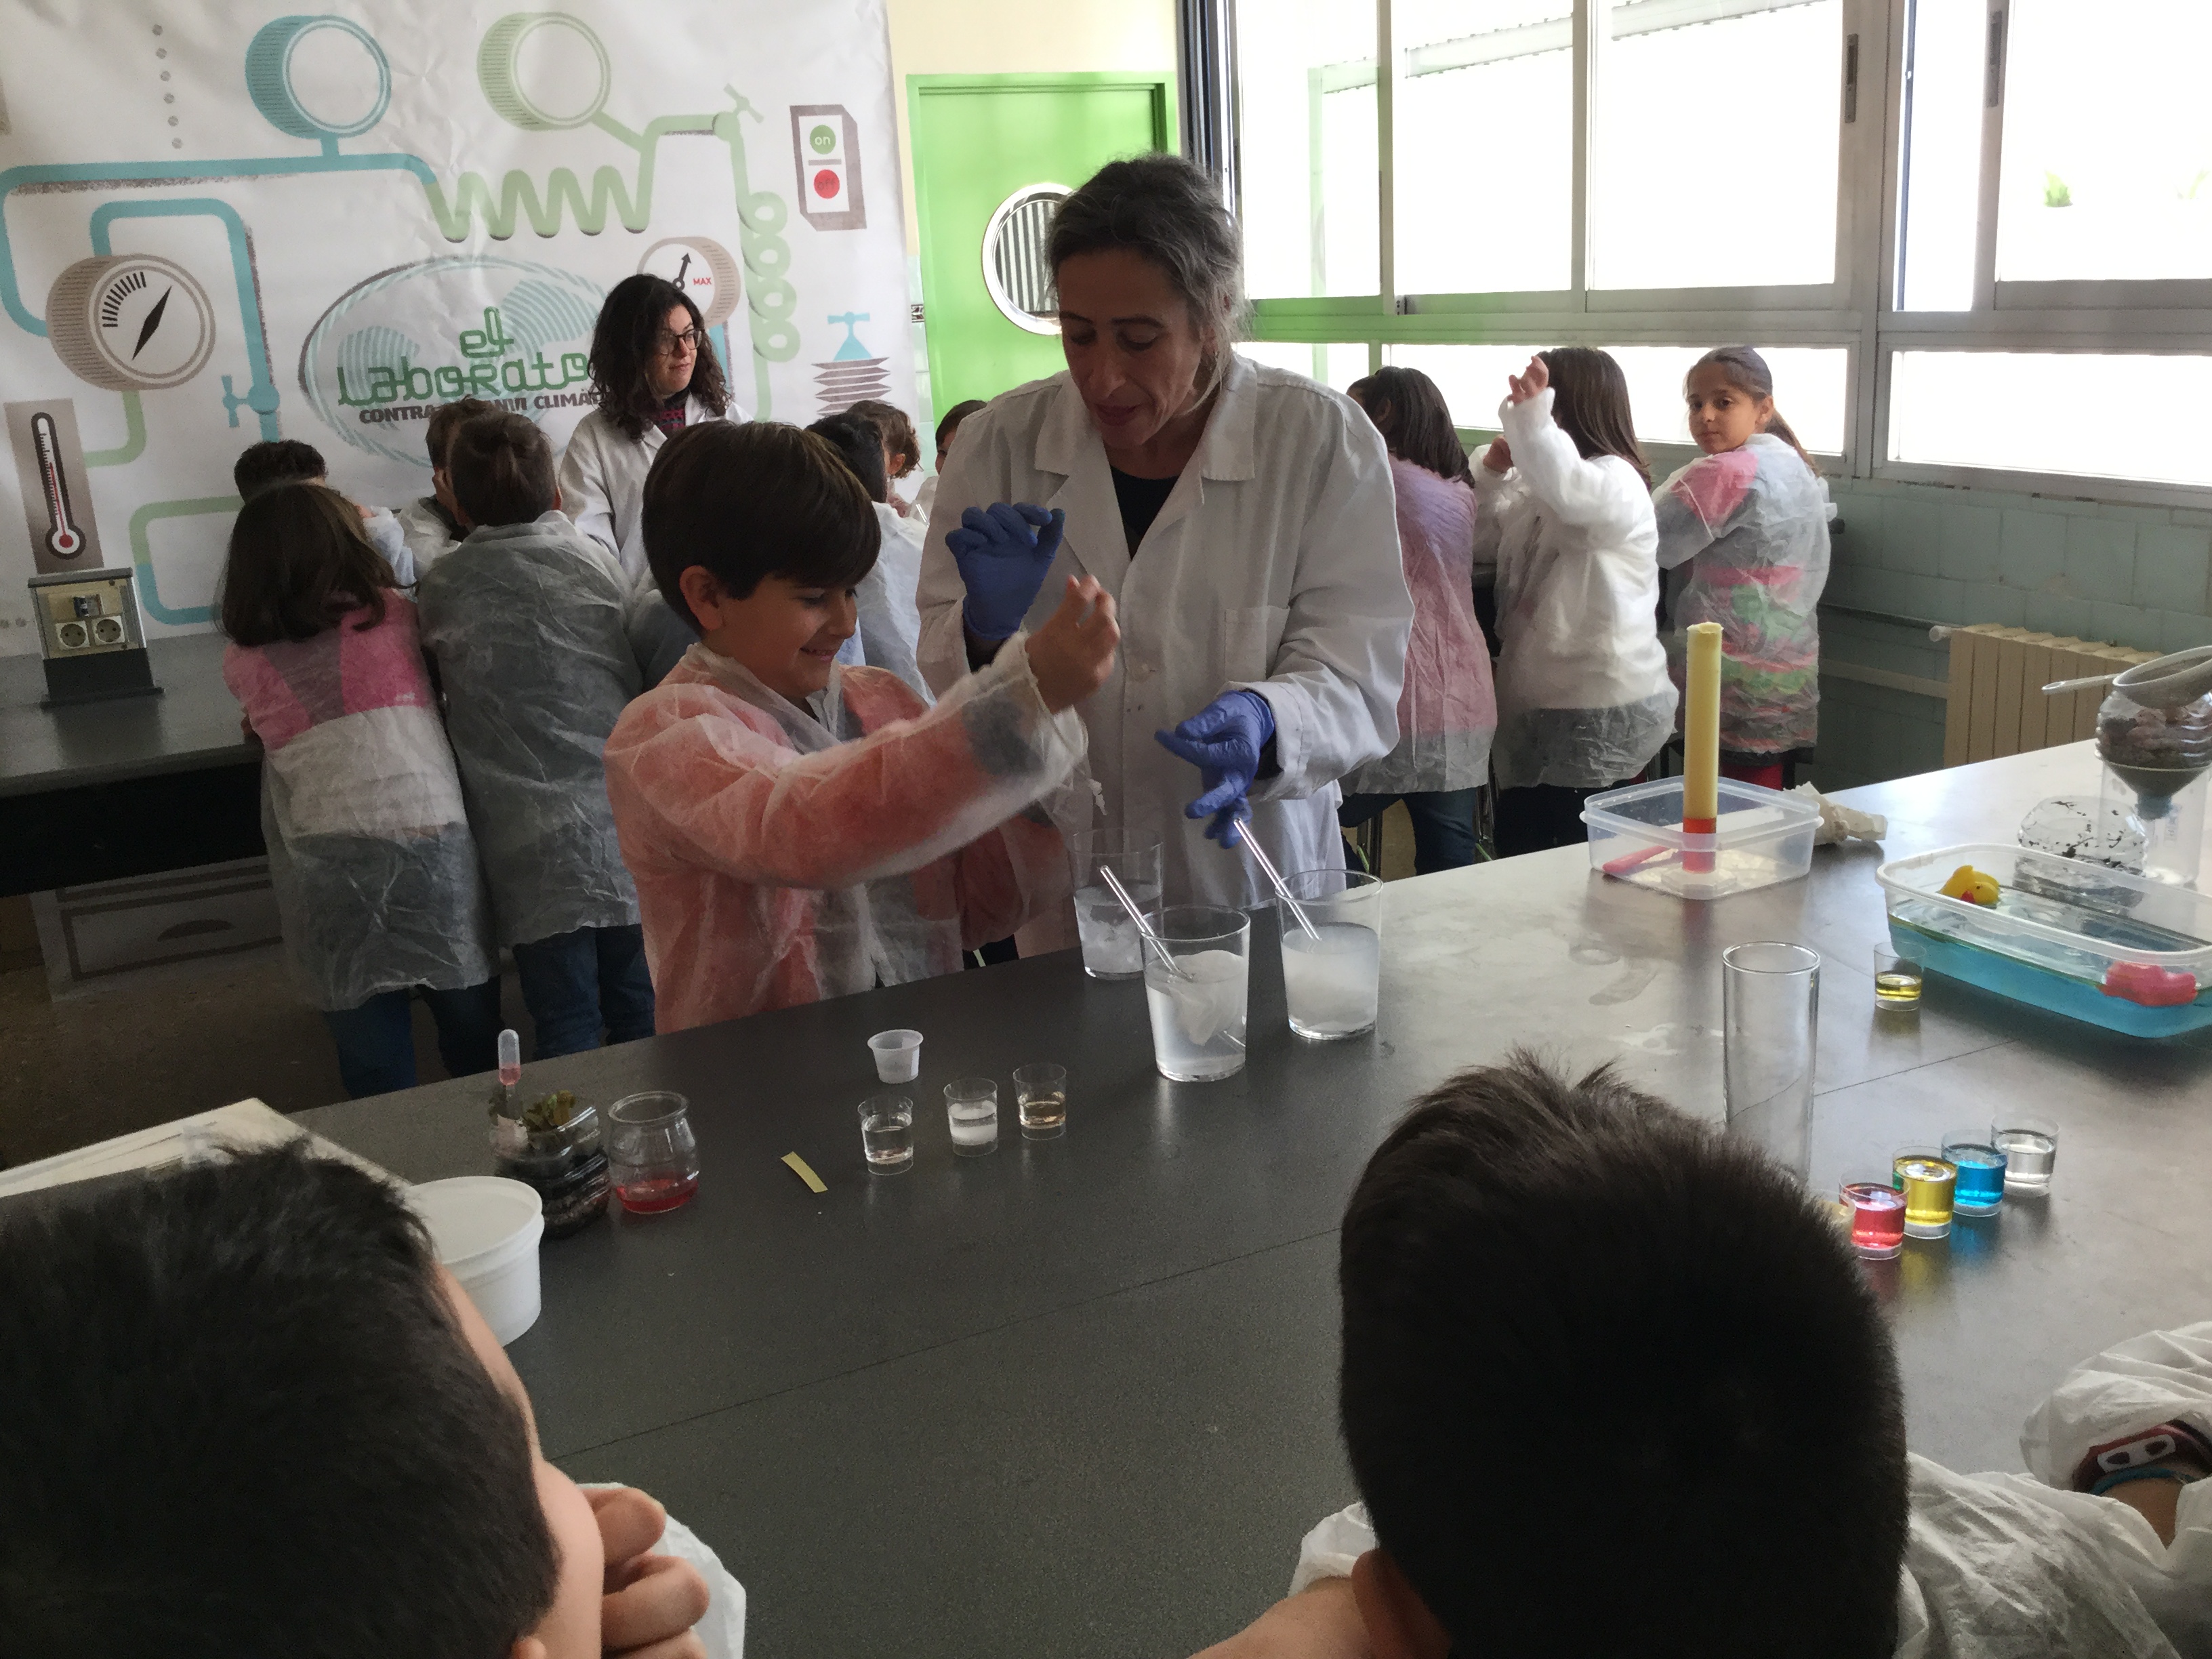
[1222,0,2212,506]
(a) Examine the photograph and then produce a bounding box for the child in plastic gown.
[1654,346,1832,781]
[602,421,1116,1033]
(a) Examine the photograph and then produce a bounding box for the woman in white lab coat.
[556,274,740,579]
[917,156,1412,912]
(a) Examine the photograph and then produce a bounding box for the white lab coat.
[556,396,737,579]
[1471,387,1676,790]
[918,353,1412,909]
[1288,1322,2212,1658]
[856,501,929,702]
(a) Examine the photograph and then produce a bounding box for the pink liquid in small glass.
[616,1172,699,1214]
[1842,1181,1906,1258]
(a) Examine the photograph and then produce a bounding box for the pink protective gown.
[1343,457,1496,794]
[602,636,1089,1033]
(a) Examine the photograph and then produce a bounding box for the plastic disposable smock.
[556,396,736,579]
[602,638,1088,1033]
[1471,388,1676,790]
[1285,1322,2212,1658]
[222,597,497,1011]
[1343,456,1495,794]
[1654,433,1831,756]
[415,512,642,947]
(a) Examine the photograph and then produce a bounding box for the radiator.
[1941,625,2160,768]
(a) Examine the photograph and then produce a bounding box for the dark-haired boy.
[0,1144,742,1658]
[914,397,987,524]
[1194,1054,2212,1659]
[233,436,414,582]
[807,411,930,701]
[395,395,498,578]
[417,411,652,1059]
[602,419,1118,1031]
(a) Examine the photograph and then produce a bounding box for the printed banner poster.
[0,0,910,648]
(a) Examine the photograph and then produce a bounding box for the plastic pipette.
[1229,817,1322,941]
[497,1028,521,1088]
[1099,864,1187,980]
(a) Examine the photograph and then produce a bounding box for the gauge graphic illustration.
[479,12,612,131]
[46,254,218,391]
[6,398,107,574]
[790,105,865,231]
[638,237,741,329]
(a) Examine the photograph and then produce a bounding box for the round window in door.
[981,183,1072,335]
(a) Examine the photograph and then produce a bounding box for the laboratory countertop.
[298,742,2212,1659]
[0,632,252,798]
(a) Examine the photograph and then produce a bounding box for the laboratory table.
[297,742,2212,1659]
[0,632,261,894]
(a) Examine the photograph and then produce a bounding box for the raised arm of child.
[1492,354,1648,538]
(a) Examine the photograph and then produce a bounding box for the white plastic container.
[867,1029,923,1082]
[1581,777,1820,900]
[409,1176,545,1345]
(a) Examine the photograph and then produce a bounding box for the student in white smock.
[917,156,1411,912]
[557,273,740,580]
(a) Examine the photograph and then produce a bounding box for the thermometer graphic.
[30,411,86,560]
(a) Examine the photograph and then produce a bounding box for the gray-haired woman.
[916,155,1412,912]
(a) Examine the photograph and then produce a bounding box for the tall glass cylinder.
[1721,943,1820,1183]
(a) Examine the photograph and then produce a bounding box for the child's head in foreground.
[427,396,499,514]
[219,482,397,647]
[640,421,878,701]
[1339,1050,1907,1659]
[0,1144,605,1659]
[232,438,328,501]
[447,411,559,530]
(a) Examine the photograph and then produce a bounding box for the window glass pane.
[1237,341,1373,390]
[1385,343,1547,428]
[1890,352,2212,487]
[1896,0,1984,310]
[1591,0,1843,289]
[1392,1,1574,295]
[1235,0,1380,298]
[1998,0,2212,282]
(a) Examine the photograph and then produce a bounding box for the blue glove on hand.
[1155,690,1277,844]
[945,502,1065,640]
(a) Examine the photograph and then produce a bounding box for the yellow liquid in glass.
[1875,971,1923,1004]
[1893,1155,1956,1235]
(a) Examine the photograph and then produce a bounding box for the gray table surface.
[298,743,2212,1659]
[0,632,251,797]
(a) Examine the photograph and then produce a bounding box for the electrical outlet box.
[28,568,160,707]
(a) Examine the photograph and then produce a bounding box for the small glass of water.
[1143,906,1251,1082]
[859,1092,914,1172]
[1891,1145,1956,1240]
[944,1077,999,1156]
[1991,1115,2058,1193]
[1013,1063,1067,1138]
[1942,1128,2007,1215]
[1840,1172,1906,1260]
[1872,942,1923,1008]
[606,1092,700,1214]
[1278,868,1382,1040]
[1070,830,1163,981]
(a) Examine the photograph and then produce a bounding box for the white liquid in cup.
[1281,922,1380,1039]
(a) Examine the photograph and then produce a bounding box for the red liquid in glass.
[1843,1182,1906,1254]
[617,1173,699,1214]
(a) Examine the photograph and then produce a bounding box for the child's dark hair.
[447,411,557,528]
[846,398,920,478]
[1689,345,1820,478]
[585,273,731,443]
[0,1144,558,1658]
[1347,366,1469,483]
[218,483,396,646]
[1537,346,1650,487]
[641,422,878,629]
[807,412,890,504]
[935,398,987,453]
[424,396,497,469]
[232,438,327,500]
[1339,1050,1908,1659]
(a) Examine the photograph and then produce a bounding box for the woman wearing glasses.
[558,274,741,578]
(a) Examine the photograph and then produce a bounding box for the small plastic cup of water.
[1014,1062,1067,1138]
[1872,942,1923,1008]
[1143,906,1250,1082]
[859,1092,913,1172]
[1840,1172,1906,1260]
[1278,868,1381,1040]
[1991,1115,2058,1193]
[1071,830,1163,981]
[945,1077,998,1156]
[1942,1128,2007,1216]
[1891,1145,1955,1240]
[868,1029,922,1082]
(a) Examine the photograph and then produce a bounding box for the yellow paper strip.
[781,1151,827,1194]
[1683,621,1723,825]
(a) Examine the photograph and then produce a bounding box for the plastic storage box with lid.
[1580,777,1821,899]
[1875,842,2212,1038]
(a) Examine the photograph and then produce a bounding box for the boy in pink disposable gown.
[603,422,1118,1032]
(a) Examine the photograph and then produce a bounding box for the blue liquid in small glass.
[1945,1143,2007,1215]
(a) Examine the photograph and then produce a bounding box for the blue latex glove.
[1155,690,1277,844]
[945,502,1065,640]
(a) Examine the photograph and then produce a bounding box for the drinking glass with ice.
[1071,830,1163,981]
[1143,905,1250,1082]
[1277,868,1382,1040]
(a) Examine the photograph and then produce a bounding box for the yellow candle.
[1683,621,1723,827]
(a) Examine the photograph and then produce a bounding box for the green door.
[909,72,1176,415]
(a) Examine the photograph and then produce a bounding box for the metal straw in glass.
[1229,817,1322,941]
[1099,863,1188,981]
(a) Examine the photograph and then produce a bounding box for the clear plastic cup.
[859,1092,914,1172]
[1992,1116,2057,1193]
[1942,1128,2007,1216]
[1721,943,1820,1183]
[1892,1145,1956,1240]
[1143,906,1250,1082]
[1278,868,1382,1040]
[1070,830,1164,980]
[607,1092,699,1214]
[1014,1063,1067,1138]
[1872,943,1923,1008]
[868,1029,922,1082]
[945,1077,999,1156]
[1841,1172,1906,1260]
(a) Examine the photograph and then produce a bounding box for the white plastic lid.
[408,1176,544,1276]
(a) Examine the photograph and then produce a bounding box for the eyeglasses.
[655,328,703,356]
